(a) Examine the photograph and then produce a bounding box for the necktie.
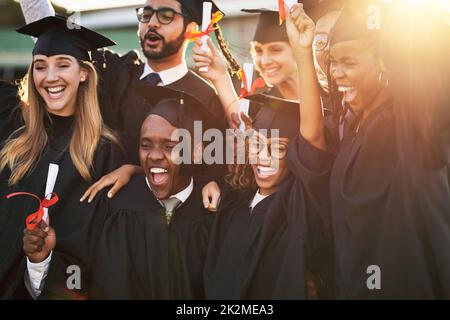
[143,72,162,86]
[161,197,181,226]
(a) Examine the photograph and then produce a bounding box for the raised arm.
[286,4,326,151]
[192,38,241,129]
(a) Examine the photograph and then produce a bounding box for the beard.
[140,28,186,60]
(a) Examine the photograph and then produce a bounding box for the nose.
[331,64,345,80]
[46,65,59,82]
[146,11,160,29]
[258,145,272,166]
[260,52,273,68]
[147,146,165,162]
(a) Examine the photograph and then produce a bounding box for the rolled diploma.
[285,0,297,10]
[43,163,59,223]
[199,2,213,72]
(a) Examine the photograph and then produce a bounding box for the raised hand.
[285,3,316,53]
[192,37,228,84]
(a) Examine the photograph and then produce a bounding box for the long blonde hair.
[0,60,119,186]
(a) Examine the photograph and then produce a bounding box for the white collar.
[139,61,188,85]
[249,190,269,212]
[145,176,194,205]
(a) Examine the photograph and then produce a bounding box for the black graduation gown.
[204,144,333,300]
[94,50,227,164]
[82,176,214,299]
[0,93,123,299]
[297,100,450,299]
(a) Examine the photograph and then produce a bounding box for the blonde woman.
[0,16,123,299]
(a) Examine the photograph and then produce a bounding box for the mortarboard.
[178,0,223,25]
[16,15,116,61]
[329,0,383,46]
[246,94,300,139]
[136,85,219,134]
[244,1,348,44]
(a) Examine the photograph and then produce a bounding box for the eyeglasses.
[248,136,288,160]
[136,6,188,25]
[313,33,329,52]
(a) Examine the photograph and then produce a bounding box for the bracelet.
[225,97,240,112]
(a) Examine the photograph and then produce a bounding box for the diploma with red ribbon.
[6,163,60,230]
[238,64,266,131]
[184,10,223,42]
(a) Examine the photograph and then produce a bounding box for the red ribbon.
[185,11,224,41]
[6,192,59,230]
[239,70,266,99]
[278,0,286,25]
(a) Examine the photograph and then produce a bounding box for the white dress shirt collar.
[249,189,269,212]
[145,176,194,204]
[139,61,188,85]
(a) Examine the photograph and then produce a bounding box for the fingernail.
[44,227,49,232]
[108,192,112,198]
[88,198,92,203]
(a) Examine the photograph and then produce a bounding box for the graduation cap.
[242,8,290,43]
[16,15,116,61]
[179,0,223,25]
[246,94,300,139]
[244,1,340,44]
[136,85,219,134]
[329,0,383,46]
[306,0,347,22]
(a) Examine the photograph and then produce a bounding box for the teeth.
[47,86,65,93]
[150,167,168,174]
[257,166,277,176]
[338,86,355,92]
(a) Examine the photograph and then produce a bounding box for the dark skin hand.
[23,220,56,263]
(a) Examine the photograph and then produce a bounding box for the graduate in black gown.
[25,86,222,299]
[288,1,450,298]
[204,94,333,299]
[0,16,123,299]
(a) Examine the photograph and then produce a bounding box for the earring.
[378,71,389,87]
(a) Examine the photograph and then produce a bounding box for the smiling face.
[251,41,298,87]
[139,114,191,200]
[138,0,193,61]
[32,54,87,116]
[329,39,384,114]
[249,133,290,196]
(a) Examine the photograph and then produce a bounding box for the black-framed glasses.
[136,6,188,25]
[313,33,329,52]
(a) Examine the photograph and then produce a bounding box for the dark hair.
[214,26,242,76]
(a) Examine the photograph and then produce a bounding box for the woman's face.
[250,133,290,196]
[251,41,298,87]
[33,54,87,116]
[329,39,383,113]
[313,10,341,74]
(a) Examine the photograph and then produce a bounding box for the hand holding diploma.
[23,220,56,263]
